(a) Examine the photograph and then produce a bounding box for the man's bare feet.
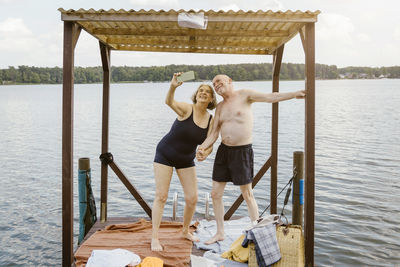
[204,233,224,245]
[182,232,200,242]
[151,238,163,251]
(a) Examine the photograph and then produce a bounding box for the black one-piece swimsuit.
[154,109,212,169]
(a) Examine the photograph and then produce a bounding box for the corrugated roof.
[58,8,320,55]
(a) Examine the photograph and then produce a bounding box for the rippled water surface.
[0,80,399,266]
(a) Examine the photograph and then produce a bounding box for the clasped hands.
[196,146,207,161]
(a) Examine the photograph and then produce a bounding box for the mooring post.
[79,157,90,171]
[99,42,111,223]
[292,151,304,226]
[78,158,90,244]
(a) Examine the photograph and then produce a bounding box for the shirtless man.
[196,74,305,244]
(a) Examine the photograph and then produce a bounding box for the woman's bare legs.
[151,162,173,251]
[176,166,199,242]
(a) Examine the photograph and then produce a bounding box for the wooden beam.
[109,161,153,217]
[62,21,75,267]
[271,44,284,214]
[72,24,82,49]
[224,156,272,220]
[208,14,318,23]
[272,45,284,78]
[304,22,315,267]
[106,36,278,49]
[299,26,306,54]
[100,42,111,72]
[60,12,318,23]
[73,24,118,50]
[99,42,111,222]
[92,28,289,38]
[271,23,304,55]
[113,45,271,55]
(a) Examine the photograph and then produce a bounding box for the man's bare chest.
[220,101,251,123]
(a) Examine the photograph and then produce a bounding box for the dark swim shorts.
[212,143,254,185]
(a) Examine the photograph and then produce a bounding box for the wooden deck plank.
[79,216,207,257]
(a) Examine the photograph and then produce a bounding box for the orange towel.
[74,219,197,267]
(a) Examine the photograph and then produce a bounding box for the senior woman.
[151,73,217,251]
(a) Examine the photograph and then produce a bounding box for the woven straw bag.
[248,225,304,267]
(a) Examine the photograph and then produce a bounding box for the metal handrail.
[204,192,210,220]
[172,192,178,221]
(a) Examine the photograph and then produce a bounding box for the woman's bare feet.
[182,231,200,242]
[204,233,224,245]
[151,238,163,251]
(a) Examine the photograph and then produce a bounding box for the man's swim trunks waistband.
[220,143,252,150]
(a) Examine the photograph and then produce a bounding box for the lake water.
[0,79,399,266]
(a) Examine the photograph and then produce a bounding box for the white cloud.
[356,33,371,43]
[0,18,63,67]
[314,13,362,66]
[0,18,31,36]
[394,25,400,41]
[207,0,283,12]
[127,0,284,12]
[252,0,284,11]
[217,4,240,11]
[1,0,399,68]
[317,13,355,45]
[129,0,179,10]
[0,18,40,52]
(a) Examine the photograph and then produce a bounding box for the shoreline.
[1,77,398,86]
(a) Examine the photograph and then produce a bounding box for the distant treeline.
[1,64,400,84]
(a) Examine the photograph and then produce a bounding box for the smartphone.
[177,71,195,82]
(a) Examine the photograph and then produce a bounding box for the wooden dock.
[60,8,318,266]
[80,216,206,257]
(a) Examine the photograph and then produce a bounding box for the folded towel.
[243,223,281,266]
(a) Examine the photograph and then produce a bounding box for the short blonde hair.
[191,84,217,110]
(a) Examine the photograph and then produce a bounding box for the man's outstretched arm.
[246,89,306,103]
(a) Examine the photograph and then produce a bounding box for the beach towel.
[74,219,196,267]
[202,251,248,267]
[221,234,249,262]
[195,216,251,253]
[85,248,141,267]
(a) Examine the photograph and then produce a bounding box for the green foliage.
[1,64,399,85]
[338,66,400,78]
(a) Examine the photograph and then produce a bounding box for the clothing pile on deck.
[75,216,301,266]
[193,216,282,267]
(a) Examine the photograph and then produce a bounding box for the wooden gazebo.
[59,8,319,267]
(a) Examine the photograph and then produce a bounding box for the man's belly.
[220,123,252,146]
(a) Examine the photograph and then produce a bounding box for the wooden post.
[292,151,304,226]
[62,21,80,267]
[100,42,111,222]
[78,158,91,244]
[79,158,90,171]
[304,22,315,267]
[271,45,284,214]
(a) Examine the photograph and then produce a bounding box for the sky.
[0,0,399,69]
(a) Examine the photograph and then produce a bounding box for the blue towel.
[195,217,251,253]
